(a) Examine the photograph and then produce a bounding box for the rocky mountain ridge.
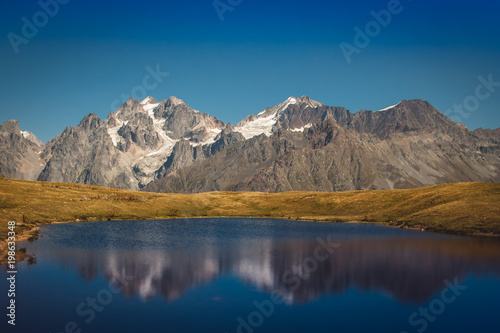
[1,96,499,192]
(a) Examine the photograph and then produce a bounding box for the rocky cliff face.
[0,120,44,180]
[1,96,499,192]
[155,123,245,179]
[34,96,231,189]
[144,99,500,193]
[38,113,136,189]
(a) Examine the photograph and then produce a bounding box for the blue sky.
[0,0,499,142]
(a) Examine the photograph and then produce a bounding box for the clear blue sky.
[1,0,499,142]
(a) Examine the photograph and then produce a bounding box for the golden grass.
[0,178,499,240]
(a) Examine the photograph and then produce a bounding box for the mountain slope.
[0,120,44,180]
[144,100,500,193]
[36,97,233,189]
[1,97,499,192]
[38,113,136,188]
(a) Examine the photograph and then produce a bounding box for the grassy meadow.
[1,178,499,241]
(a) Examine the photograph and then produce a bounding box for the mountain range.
[1,96,499,192]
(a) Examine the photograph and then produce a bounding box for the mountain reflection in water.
[36,234,500,304]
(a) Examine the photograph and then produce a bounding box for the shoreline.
[0,226,40,265]
[3,214,500,265]
[1,179,499,257]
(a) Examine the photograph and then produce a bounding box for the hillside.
[1,178,499,240]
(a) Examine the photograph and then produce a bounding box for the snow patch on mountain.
[236,96,308,139]
[290,123,313,132]
[235,112,278,139]
[378,102,401,112]
[107,120,128,147]
[143,102,160,115]
[190,128,223,147]
[140,97,177,156]
[20,130,44,147]
[140,96,155,105]
[134,99,180,183]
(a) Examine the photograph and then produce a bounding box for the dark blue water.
[2,218,500,333]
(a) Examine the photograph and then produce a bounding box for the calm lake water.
[2,218,500,333]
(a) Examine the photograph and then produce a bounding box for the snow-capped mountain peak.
[4,96,499,195]
[140,96,160,114]
[235,96,323,139]
[140,96,158,105]
[100,95,228,188]
[235,98,292,139]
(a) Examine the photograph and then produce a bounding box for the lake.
[2,218,500,333]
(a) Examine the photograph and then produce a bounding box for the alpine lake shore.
[1,178,499,263]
